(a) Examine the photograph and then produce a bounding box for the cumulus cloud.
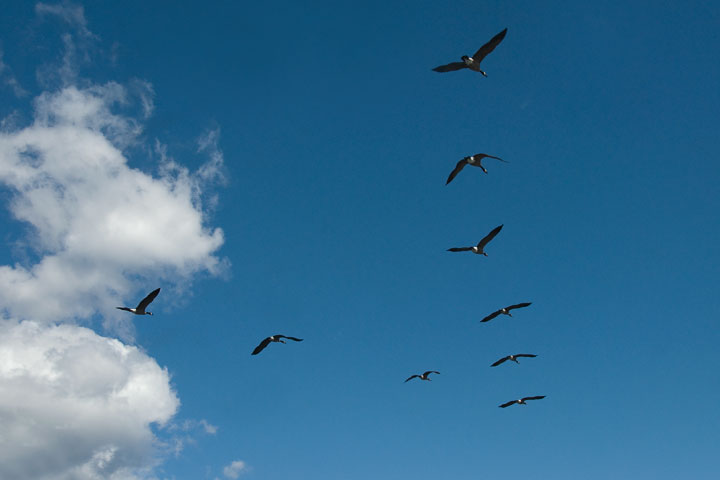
[0,81,226,331]
[0,4,229,479]
[0,320,179,479]
[222,460,249,479]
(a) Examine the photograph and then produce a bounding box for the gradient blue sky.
[1,1,719,479]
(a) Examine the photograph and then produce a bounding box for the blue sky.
[0,1,719,479]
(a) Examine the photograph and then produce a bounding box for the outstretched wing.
[472,28,508,63]
[447,246,473,252]
[477,224,503,249]
[432,62,467,73]
[446,158,468,185]
[514,354,537,359]
[405,375,420,383]
[474,153,508,163]
[499,400,517,408]
[136,288,161,311]
[277,335,303,342]
[522,395,546,402]
[506,302,531,311]
[491,356,510,367]
[424,371,440,377]
[480,310,502,323]
[251,337,272,355]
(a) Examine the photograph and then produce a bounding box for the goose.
[252,335,303,355]
[491,354,537,367]
[433,28,508,76]
[480,302,531,322]
[116,288,160,315]
[446,153,507,184]
[405,371,440,382]
[447,224,503,256]
[499,395,546,408]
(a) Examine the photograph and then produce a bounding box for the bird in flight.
[433,28,508,76]
[491,354,537,367]
[446,153,507,185]
[447,224,503,256]
[405,371,440,382]
[252,334,304,355]
[499,396,546,408]
[480,302,532,322]
[116,288,160,316]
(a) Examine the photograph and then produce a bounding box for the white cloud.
[222,460,249,479]
[0,81,226,331]
[35,2,95,39]
[0,320,179,480]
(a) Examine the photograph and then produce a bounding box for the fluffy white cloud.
[0,82,225,330]
[0,320,179,480]
[222,460,249,479]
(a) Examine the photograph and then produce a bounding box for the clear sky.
[0,1,719,479]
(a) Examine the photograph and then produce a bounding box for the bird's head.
[146,312,153,316]
[482,252,488,257]
[480,70,487,77]
[279,339,286,344]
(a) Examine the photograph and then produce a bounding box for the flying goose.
[447,224,503,256]
[491,354,537,367]
[116,288,160,315]
[480,302,531,322]
[251,335,304,355]
[405,371,440,382]
[499,395,546,408]
[433,28,508,76]
[446,153,507,185]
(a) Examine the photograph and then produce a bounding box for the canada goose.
[447,224,503,256]
[480,302,531,322]
[499,396,546,408]
[446,153,507,184]
[491,354,537,367]
[251,335,303,355]
[116,288,160,315]
[405,371,440,382]
[433,28,508,76]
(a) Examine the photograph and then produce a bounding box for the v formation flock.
[118,27,544,410]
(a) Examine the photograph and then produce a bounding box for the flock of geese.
[117,27,544,410]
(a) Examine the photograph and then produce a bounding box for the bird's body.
[446,153,507,184]
[499,395,546,408]
[433,28,507,76]
[480,302,532,322]
[405,370,440,382]
[447,224,503,256]
[251,334,303,355]
[491,353,537,367]
[116,288,160,316]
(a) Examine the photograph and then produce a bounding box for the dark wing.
[480,310,502,323]
[522,395,546,402]
[251,337,272,355]
[472,28,508,63]
[424,371,440,376]
[491,356,510,367]
[136,288,161,311]
[514,354,537,359]
[477,224,503,249]
[447,247,473,252]
[405,375,420,382]
[474,153,508,163]
[499,400,517,408]
[276,335,303,342]
[446,158,468,185]
[432,62,467,73]
[506,302,531,311]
